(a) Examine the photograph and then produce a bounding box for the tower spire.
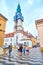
[18,0,20,4]
[14,1,24,22]
[17,2,21,12]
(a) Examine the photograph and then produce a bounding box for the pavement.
[0,47,43,65]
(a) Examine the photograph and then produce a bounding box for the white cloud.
[32,6,43,20]
[2,0,9,17]
[27,6,43,37]
[28,0,34,5]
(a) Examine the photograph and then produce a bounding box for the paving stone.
[0,47,43,65]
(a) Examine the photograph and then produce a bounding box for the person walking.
[18,44,23,60]
[19,44,23,56]
[26,46,29,55]
[8,45,12,58]
[23,46,25,55]
[18,45,20,52]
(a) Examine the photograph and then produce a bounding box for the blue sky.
[0,0,43,37]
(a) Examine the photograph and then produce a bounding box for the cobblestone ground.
[0,47,43,65]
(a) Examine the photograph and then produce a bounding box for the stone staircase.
[0,47,43,65]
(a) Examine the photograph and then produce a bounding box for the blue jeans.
[9,51,11,58]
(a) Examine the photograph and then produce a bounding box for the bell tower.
[14,3,24,31]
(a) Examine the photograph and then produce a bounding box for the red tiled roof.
[4,30,34,38]
[0,13,8,21]
[4,32,14,38]
[36,19,43,24]
[15,30,33,38]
